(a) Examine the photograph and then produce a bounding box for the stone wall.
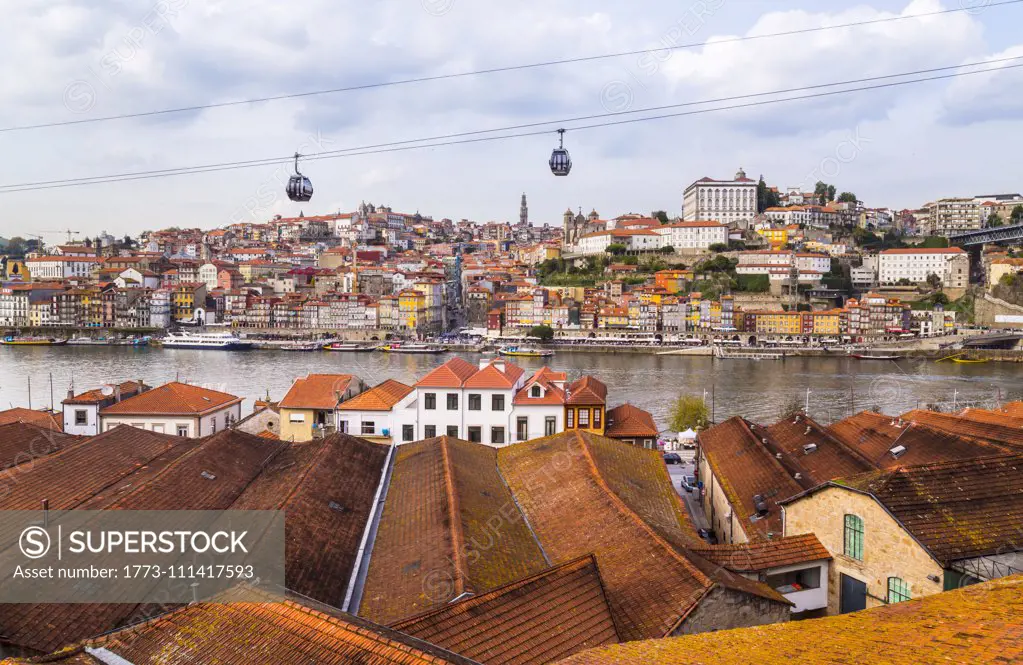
[699,456,749,544]
[975,294,1023,330]
[675,586,790,635]
[784,486,944,615]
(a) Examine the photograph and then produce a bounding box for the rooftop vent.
[753,494,769,517]
[200,471,217,481]
[804,426,812,436]
[889,445,907,459]
[794,472,802,481]
[328,501,346,513]
[803,443,818,455]
[775,453,783,459]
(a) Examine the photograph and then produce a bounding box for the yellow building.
[278,373,366,442]
[565,376,607,435]
[807,310,841,335]
[398,289,426,331]
[752,311,801,335]
[757,227,789,249]
[654,269,694,295]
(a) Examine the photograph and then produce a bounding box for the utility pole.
[805,387,811,414]
[27,376,31,410]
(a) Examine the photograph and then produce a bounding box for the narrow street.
[665,453,711,532]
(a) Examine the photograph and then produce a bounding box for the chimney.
[114,385,121,403]
[66,389,74,401]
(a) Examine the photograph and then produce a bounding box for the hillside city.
[4,170,1023,341]
[3,1,1023,663]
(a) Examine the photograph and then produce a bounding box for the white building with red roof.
[683,167,759,227]
[99,382,243,437]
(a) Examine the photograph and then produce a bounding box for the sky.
[1,0,1023,240]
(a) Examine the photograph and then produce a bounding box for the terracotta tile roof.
[903,409,1023,450]
[826,411,1013,467]
[2,589,482,665]
[697,418,804,540]
[687,533,831,573]
[100,382,242,416]
[392,555,621,665]
[62,381,148,406]
[0,407,63,431]
[231,433,390,604]
[829,454,1023,565]
[566,376,607,405]
[514,367,568,406]
[999,401,1023,418]
[361,437,550,624]
[279,374,355,410]
[761,413,875,487]
[339,379,413,411]
[416,358,481,388]
[958,407,1023,428]
[0,422,82,470]
[463,360,525,389]
[554,575,1023,665]
[498,432,718,641]
[604,404,659,439]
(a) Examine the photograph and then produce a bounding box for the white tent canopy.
[678,428,698,441]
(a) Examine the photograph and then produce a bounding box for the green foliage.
[621,255,639,266]
[4,237,27,259]
[988,212,1005,228]
[814,181,837,205]
[734,274,769,292]
[528,325,555,342]
[699,255,737,273]
[606,243,627,256]
[852,227,882,249]
[1012,205,1023,225]
[837,192,858,203]
[659,245,675,254]
[669,394,709,432]
[652,210,670,224]
[757,176,781,212]
[925,273,943,290]
[708,243,729,253]
[919,236,950,249]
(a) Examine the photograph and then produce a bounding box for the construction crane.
[40,229,81,244]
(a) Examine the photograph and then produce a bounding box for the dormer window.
[531,385,542,398]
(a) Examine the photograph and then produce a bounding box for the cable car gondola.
[286,152,314,202]
[549,128,572,176]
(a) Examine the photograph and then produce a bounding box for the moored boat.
[498,345,554,358]
[323,342,376,352]
[376,342,445,354]
[2,336,67,346]
[851,353,902,361]
[161,331,254,351]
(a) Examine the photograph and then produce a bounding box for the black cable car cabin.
[549,128,572,176]
[287,153,314,202]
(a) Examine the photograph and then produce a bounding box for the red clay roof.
[687,533,831,573]
[514,368,568,405]
[697,418,804,540]
[1,589,481,665]
[339,379,413,411]
[554,575,1023,665]
[392,555,621,665]
[361,437,550,624]
[279,374,355,410]
[0,407,62,431]
[566,376,607,405]
[63,381,148,405]
[416,358,481,388]
[604,404,659,439]
[0,422,82,470]
[762,413,875,487]
[100,382,241,416]
[463,360,525,389]
[498,431,742,641]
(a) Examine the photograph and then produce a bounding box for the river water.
[1,347,1019,428]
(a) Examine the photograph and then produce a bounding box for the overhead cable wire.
[0,0,1020,134]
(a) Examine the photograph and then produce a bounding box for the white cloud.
[0,0,1022,239]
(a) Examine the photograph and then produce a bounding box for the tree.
[988,212,1004,228]
[1011,205,1023,225]
[668,394,709,432]
[920,236,950,249]
[606,243,627,256]
[814,181,836,205]
[757,176,780,212]
[652,210,670,225]
[925,273,943,291]
[528,325,554,342]
[837,192,858,204]
[708,243,729,253]
[5,237,26,258]
[659,245,675,254]
[780,395,804,418]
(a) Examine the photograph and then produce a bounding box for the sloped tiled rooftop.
[555,575,1023,665]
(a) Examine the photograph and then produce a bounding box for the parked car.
[663,452,683,465]
[680,475,696,493]
[697,528,718,544]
